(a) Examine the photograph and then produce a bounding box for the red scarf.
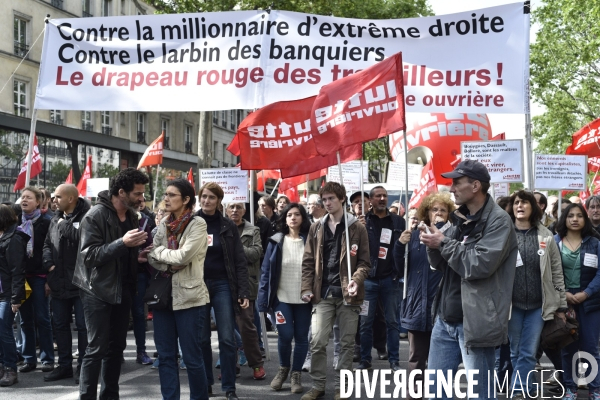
[166,209,193,250]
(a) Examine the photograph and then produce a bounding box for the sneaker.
[354,360,372,371]
[377,349,388,360]
[215,357,220,369]
[563,388,578,399]
[302,357,311,373]
[300,388,325,400]
[545,374,560,386]
[390,362,401,371]
[44,365,73,382]
[290,370,303,394]
[226,391,239,400]
[136,352,152,365]
[0,367,18,387]
[16,353,24,366]
[238,350,248,366]
[271,366,290,390]
[41,363,54,372]
[18,363,36,373]
[253,366,266,380]
[151,358,159,369]
[72,349,79,359]
[179,359,186,370]
[399,332,408,339]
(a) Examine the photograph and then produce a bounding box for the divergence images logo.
[573,351,599,386]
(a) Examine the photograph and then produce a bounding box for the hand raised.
[123,229,148,248]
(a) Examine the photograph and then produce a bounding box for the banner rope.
[0,26,45,97]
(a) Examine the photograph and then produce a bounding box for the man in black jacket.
[72,168,149,400]
[43,184,90,384]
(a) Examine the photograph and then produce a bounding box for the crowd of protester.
[0,162,599,400]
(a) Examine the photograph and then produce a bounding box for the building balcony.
[102,126,112,135]
[137,131,146,144]
[14,41,29,58]
[185,141,193,154]
[82,122,93,131]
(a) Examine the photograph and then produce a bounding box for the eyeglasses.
[163,193,181,199]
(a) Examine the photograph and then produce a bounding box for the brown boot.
[300,388,325,400]
[290,370,303,393]
[270,366,290,391]
[0,367,18,386]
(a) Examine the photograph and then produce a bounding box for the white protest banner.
[200,168,249,203]
[386,161,422,190]
[326,161,363,191]
[85,178,109,197]
[534,154,587,191]
[493,183,509,200]
[35,3,528,113]
[460,139,523,183]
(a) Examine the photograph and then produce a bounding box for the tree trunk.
[197,111,213,169]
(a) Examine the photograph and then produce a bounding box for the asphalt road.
[1,322,574,400]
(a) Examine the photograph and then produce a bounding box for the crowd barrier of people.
[0,162,599,400]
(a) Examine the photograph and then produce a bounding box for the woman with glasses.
[554,203,600,400]
[147,179,210,400]
[196,182,249,400]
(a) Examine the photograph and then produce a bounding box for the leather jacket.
[73,191,140,304]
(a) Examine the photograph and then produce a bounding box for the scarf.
[19,208,42,258]
[166,209,194,250]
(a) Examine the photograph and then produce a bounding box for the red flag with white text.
[77,156,92,197]
[310,53,405,156]
[137,132,164,169]
[566,118,600,157]
[580,189,591,205]
[13,133,43,191]
[408,160,437,209]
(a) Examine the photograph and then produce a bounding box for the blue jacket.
[554,234,600,314]
[258,232,307,312]
[395,230,442,331]
[365,211,405,278]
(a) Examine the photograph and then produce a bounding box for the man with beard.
[73,168,149,399]
[586,195,600,235]
[42,184,90,384]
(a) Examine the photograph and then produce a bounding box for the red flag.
[257,170,281,191]
[14,133,43,191]
[279,144,362,178]
[310,53,405,156]
[593,174,600,196]
[408,160,437,209]
[566,118,600,157]
[589,157,600,172]
[230,96,319,170]
[187,167,195,190]
[137,132,164,169]
[280,169,327,192]
[283,187,299,203]
[580,189,591,205]
[65,169,73,184]
[77,156,92,197]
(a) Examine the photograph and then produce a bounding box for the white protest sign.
[460,139,523,183]
[326,161,363,191]
[85,178,109,197]
[35,4,528,113]
[534,154,587,191]
[493,183,509,200]
[386,161,423,190]
[199,168,249,203]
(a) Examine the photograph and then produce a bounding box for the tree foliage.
[48,161,72,190]
[530,0,600,154]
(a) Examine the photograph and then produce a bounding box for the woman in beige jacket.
[146,179,209,400]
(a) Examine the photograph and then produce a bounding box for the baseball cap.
[349,191,369,203]
[441,159,491,183]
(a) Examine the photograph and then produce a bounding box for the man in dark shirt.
[356,186,405,371]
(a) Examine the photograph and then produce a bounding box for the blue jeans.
[274,302,312,371]
[0,301,17,370]
[154,305,209,400]
[51,296,87,367]
[132,272,149,353]
[200,279,236,392]
[20,276,54,365]
[427,318,496,400]
[360,276,400,363]
[507,307,544,395]
[561,292,600,391]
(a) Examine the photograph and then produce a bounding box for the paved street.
[2,321,573,399]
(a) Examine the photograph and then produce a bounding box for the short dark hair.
[259,195,276,211]
[556,203,599,239]
[586,195,600,210]
[0,204,17,231]
[109,168,149,197]
[552,198,571,218]
[508,190,543,225]
[369,186,387,199]
[534,191,548,210]
[496,196,511,211]
[166,179,196,210]
[466,177,490,194]
[276,203,311,236]
[319,182,346,203]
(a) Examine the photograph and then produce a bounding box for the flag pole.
[305,174,309,201]
[153,164,160,210]
[249,171,255,226]
[360,160,365,215]
[402,131,410,300]
[337,151,353,290]
[270,178,281,197]
[25,109,38,187]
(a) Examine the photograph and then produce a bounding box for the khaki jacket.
[537,223,568,320]
[239,220,262,300]
[149,216,209,311]
[301,214,371,305]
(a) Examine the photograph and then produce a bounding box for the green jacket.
[239,220,263,300]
